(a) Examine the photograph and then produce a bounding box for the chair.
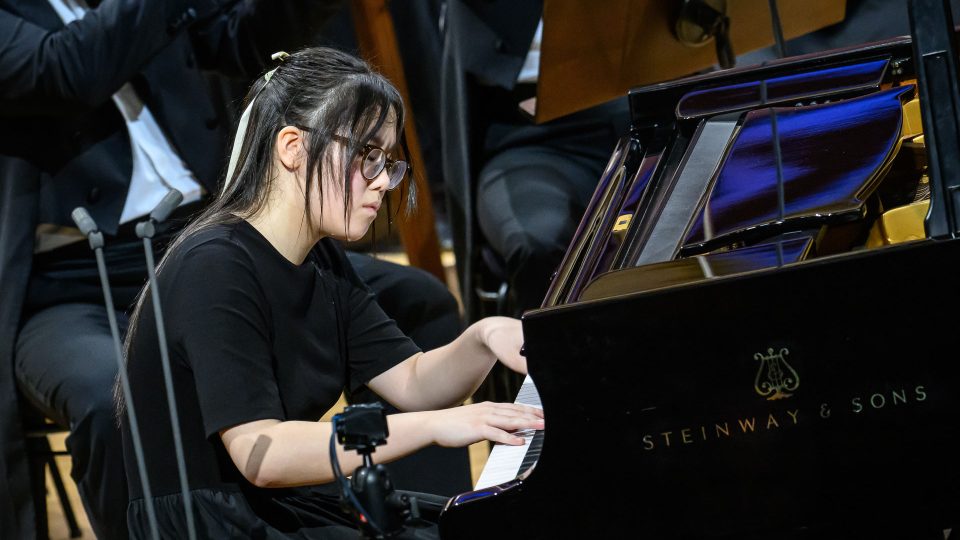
[22,404,82,539]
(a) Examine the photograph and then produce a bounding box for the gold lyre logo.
[754,347,800,400]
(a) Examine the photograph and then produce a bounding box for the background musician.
[120,46,542,538]
[441,0,632,321]
[439,0,631,406]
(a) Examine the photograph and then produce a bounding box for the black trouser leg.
[15,303,130,540]
[476,147,605,316]
[346,252,462,350]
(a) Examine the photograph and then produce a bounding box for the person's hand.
[425,402,544,447]
[478,316,527,374]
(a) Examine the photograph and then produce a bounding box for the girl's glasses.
[331,134,409,190]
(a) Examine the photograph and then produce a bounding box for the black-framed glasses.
[331,134,409,190]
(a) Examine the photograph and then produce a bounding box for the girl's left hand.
[479,316,527,374]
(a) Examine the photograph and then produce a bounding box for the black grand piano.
[439,1,960,538]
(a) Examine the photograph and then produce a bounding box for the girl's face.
[313,110,398,242]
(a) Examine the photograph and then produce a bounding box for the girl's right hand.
[425,402,544,447]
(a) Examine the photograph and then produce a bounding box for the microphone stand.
[330,403,418,539]
[134,189,198,540]
[70,208,161,540]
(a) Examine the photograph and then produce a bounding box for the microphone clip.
[135,220,159,240]
[135,189,184,240]
[86,229,105,250]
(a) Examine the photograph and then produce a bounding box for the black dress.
[121,220,424,538]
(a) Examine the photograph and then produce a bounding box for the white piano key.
[474,376,543,490]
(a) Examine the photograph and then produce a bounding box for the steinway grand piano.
[439,2,960,538]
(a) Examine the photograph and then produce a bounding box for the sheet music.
[474,375,544,490]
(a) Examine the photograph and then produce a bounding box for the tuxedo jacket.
[0,1,338,535]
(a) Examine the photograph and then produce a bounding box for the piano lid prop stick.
[759,76,787,222]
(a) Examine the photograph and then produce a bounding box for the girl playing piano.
[119,46,542,539]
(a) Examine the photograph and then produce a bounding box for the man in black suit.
[440,0,630,321]
[0,1,461,538]
[439,0,630,402]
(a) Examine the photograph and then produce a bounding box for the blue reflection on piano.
[684,85,914,252]
[677,59,889,119]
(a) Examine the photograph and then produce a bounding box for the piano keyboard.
[474,375,545,490]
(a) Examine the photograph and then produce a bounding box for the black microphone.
[135,189,198,540]
[70,207,161,540]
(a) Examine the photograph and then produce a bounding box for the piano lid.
[681,85,915,255]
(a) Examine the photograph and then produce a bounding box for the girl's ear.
[275,126,304,171]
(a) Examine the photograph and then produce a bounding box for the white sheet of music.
[474,375,543,490]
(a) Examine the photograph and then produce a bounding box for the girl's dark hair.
[116,47,410,416]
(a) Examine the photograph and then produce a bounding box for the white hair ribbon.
[221,51,290,195]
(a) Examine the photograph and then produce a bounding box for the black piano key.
[518,429,544,474]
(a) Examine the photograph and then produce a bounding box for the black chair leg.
[27,431,84,539]
[28,436,50,540]
[47,453,82,538]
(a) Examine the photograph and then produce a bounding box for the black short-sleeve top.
[122,220,420,521]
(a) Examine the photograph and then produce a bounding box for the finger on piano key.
[474,375,546,490]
